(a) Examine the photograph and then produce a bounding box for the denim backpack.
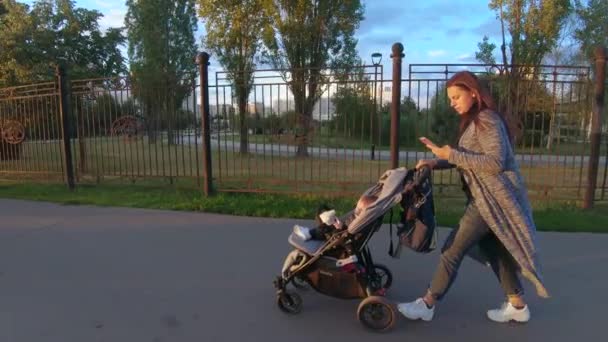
[389,169,437,256]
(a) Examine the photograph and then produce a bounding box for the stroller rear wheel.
[372,264,393,290]
[277,291,303,314]
[357,296,396,332]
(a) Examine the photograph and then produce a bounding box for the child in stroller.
[273,167,433,332]
[292,195,379,241]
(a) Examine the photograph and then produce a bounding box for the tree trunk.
[293,89,309,158]
[238,93,249,154]
[77,107,87,176]
[145,95,159,143]
[146,108,159,144]
[295,116,310,157]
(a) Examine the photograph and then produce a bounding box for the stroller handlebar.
[414,165,431,186]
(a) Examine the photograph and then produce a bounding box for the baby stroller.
[273,166,432,332]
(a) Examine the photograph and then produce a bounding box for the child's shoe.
[293,225,312,240]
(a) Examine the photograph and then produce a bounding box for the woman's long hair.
[446,71,512,144]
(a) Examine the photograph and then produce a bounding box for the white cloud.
[428,50,447,57]
[99,8,126,30]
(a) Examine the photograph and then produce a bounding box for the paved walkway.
[0,198,606,341]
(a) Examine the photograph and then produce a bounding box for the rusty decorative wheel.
[111,115,144,141]
[1,120,25,145]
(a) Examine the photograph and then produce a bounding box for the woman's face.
[447,86,476,115]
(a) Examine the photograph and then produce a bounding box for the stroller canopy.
[345,167,409,235]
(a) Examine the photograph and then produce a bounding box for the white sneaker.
[397,298,434,321]
[293,225,311,240]
[487,302,530,323]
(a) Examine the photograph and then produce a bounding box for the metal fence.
[0,47,606,203]
[0,80,65,181]
[68,74,202,185]
[404,63,604,201]
[209,63,389,195]
[206,53,607,201]
[0,67,204,187]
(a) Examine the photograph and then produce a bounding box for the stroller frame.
[274,214,388,295]
[273,167,432,332]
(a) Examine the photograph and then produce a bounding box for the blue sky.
[22,0,503,69]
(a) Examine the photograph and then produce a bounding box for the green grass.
[1,181,606,233]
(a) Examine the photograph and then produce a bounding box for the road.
[0,198,606,341]
[181,134,607,167]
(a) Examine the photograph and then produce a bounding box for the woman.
[398,71,549,323]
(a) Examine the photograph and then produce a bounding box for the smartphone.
[419,136,437,148]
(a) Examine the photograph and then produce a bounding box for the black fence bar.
[584,47,607,209]
[56,65,75,190]
[197,52,213,196]
[390,43,404,169]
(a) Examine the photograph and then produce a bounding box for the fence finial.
[391,43,404,58]
[196,52,210,66]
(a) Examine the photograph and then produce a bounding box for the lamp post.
[371,52,382,66]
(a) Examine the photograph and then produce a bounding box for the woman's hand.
[426,144,452,160]
[415,159,438,170]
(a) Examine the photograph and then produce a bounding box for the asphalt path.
[0,198,606,341]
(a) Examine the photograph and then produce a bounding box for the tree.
[574,0,608,66]
[332,61,375,142]
[425,82,459,144]
[261,0,364,157]
[0,0,126,85]
[490,0,571,70]
[476,0,572,145]
[125,0,198,143]
[0,0,35,85]
[199,0,267,154]
[475,35,497,66]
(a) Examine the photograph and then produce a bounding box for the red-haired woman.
[398,71,549,323]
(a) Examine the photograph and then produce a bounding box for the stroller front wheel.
[277,291,303,314]
[357,296,396,332]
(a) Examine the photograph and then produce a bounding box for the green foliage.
[125,0,197,141]
[198,0,267,154]
[475,35,497,65]
[0,0,126,85]
[332,87,375,140]
[425,73,560,148]
[261,0,364,156]
[330,61,426,147]
[574,0,608,63]
[376,97,426,146]
[475,1,572,144]
[489,0,572,68]
[424,82,458,144]
[331,61,376,142]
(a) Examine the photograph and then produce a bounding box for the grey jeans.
[428,203,523,300]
